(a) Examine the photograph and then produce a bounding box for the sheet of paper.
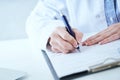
[0,68,26,80]
[46,33,120,78]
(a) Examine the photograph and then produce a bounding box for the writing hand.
[48,27,83,53]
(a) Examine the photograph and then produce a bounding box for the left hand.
[83,23,120,46]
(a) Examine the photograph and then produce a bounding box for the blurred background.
[0,0,38,40]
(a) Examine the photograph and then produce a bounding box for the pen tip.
[76,46,81,52]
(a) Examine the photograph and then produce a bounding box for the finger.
[99,33,120,44]
[50,33,65,52]
[56,36,75,53]
[50,33,75,53]
[84,27,111,43]
[83,26,118,46]
[73,29,83,44]
[56,27,78,48]
[51,47,61,53]
[86,31,114,46]
[82,33,101,46]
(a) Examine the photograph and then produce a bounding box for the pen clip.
[89,58,120,73]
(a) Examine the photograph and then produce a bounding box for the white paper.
[46,34,120,78]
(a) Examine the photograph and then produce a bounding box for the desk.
[0,39,120,80]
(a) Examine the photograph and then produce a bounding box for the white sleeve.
[26,1,65,50]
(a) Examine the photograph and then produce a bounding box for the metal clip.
[89,58,120,73]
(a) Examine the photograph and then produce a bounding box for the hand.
[48,27,83,53]
[83,23,120,46]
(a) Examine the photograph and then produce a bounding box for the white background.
[0,0,38,40]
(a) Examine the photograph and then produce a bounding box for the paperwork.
[45,34,120,78]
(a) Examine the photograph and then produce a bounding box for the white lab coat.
[26,0,120,50]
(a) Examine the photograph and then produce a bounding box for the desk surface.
[0,39,120,80]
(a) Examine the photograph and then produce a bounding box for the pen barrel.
[62,15,75,38]
[61,14,80,50]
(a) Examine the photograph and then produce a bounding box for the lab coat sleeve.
[26,1,65,50]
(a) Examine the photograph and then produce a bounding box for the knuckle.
[63,34,69,39]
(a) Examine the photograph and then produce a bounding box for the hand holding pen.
[60,12,81,52]
[48,14,83,53]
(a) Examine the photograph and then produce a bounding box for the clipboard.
[41,45,120,80]
[41,36,120,80]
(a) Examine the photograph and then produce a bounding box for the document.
[45,33,120,78]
